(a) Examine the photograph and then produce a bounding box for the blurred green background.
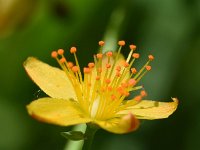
[0,0,199,150]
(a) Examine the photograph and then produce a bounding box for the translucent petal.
[95,113,139,134]
[118,98,178,120]
[24,57,76,100]
[27,97,91,126]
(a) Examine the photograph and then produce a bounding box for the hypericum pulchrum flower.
[24,40,178,134]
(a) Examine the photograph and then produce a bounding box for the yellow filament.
[134,60,150,79]
[108,46,123,79]
[73,53,83,84]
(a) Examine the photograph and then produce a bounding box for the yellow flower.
[24,40,178,134]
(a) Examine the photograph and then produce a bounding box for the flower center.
[51,41,154,120]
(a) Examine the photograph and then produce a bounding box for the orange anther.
[88,62,95,68]
[51,51,58,58]
[116,66,121,71]
[106,51,113,57]
[67,62,74,68]
[116,71,121,77]
[129,44,136,50]
[106,63,111,68]
[88,83,91,87]
[98,41,105,46]
[98,68,102,73]
[97,53,103,59]
[128,79,136,86]
[107,86,112,91]
[148,55,154,61]
[146,65,151,71]
[118,40,125,46]
[60,58,66,63]
[141,90,147,97]
[118,89,124,95]
[105,79,111,84]
[123,62,129,67]
[111,95,116,100]
[84,67,90,73]
[121,82,128,88]
[96,76,100,80]
[57,49,64,55]
[131,68,137,74]
[132,53,140,59]
[123,91,130,97]
[70,47,77,53]
[72,66,79,72]
[117,86,123,91]
[134,95,142,101]
[117,87,124,94]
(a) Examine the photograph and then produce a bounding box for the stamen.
[134,55,154,79]
[70,47,77,53]
[126,45,136,62]
[106,51,113,57]
[51,51,58,58]
[88,62,95,68]
[141,90,147,97]
[107,41,125,79]
[98,41,105,46]
[116,71,121,77]
[98,68,102,73]
[116,66,121,71]
[123,61,129,67]
[123,91,130,97]
[128,79,136,86]
[72,66,79,72]
[132,53,140,59]
[97,53,103,59]
[106,63,111,68]
[131,68,137,74]
[84,67,90,74]
[118,40,125,46]
[60,58,66,63]
[96,76,100,80]
[121,82,128,88]
[148,55,154,61]
[51,40,154,120]
[134,95,142,101]
[57,49,64,55]
[111,95,116,100]
[146,65,152,71]
[105,79,111,84]
[67,62,74,68]
[129,44,136,50]
[118,87,124,95]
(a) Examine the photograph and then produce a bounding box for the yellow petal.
[24,57,76,100]
[118,98,178,120]
[95,113,139,134]
[27,97,91,126]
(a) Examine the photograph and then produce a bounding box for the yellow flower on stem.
[24,40,178,134]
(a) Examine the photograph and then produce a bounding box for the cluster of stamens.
[51,41,154,120]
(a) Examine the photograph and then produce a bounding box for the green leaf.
[61,131,85,141]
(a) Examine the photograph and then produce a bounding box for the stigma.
[51,41,154,120]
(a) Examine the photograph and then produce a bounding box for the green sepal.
[61,131,85,141]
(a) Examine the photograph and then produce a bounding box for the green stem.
[82,123,99,150]
[64,124,86,150]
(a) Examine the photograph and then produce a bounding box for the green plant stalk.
[64,124,86,150]
[82,123,99,150]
